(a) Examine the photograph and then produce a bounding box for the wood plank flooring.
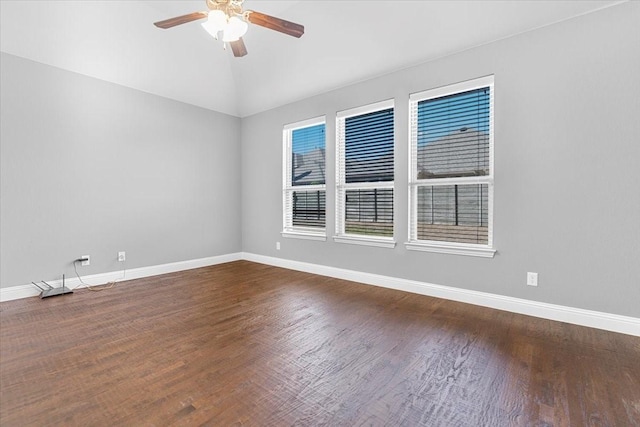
[1,260,638,426]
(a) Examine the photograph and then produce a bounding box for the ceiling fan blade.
[246,11,304,38]
[230,38,248,57]
[154,11,208,29]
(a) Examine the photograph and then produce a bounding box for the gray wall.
[2,3,638,319]
[1,53,242,288]
[241,3,640,318]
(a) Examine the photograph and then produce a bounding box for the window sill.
[405,241,496,258]
[281,231,327,242]
[333,235,396,248]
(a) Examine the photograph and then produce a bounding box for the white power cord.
[73,259,126,292]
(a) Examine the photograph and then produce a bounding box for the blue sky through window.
[292,124,325,155]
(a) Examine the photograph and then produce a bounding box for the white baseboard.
[0,253,242,302]
[241,252,640,337]
[2,251,638,337]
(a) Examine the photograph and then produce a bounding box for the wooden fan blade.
[230,38,248,57]
[246,11,304,38]
[154,11,208,29]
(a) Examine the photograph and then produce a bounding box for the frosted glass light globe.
[222,16,248,42]
[201,10,227,39]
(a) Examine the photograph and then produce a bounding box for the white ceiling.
[0,0,624,117]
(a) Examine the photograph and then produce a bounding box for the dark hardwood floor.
[1,260,638,426]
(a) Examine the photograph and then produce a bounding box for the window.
[336,100,395,247]
[283,117,326,240]
[407,76,495,257]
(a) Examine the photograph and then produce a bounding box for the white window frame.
[282,116,327,241]
[335,99,396,248]
[406,76,496,258]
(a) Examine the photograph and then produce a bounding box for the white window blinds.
[408,76,494,255]
[337,100,395,243]
[283,118,326,237]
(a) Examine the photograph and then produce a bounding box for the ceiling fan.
[153,0,304,58]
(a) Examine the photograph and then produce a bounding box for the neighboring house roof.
[417,128,489,178]
[293,148,325,186]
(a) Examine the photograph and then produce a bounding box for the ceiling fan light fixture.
[222,16,248,42]
[154,0,304,57]
[201,9,227,38]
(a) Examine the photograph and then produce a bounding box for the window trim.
[335,99,396,247]
[282,115,327,241]
[406,76,496,258]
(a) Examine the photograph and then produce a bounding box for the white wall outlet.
[118,251,126,262]
[276,241,281,250]
[81,255,90,266]
[527,272,538,287]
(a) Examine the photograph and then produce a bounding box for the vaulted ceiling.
[0,1,624,117]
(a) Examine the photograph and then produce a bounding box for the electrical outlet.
[118,251,126,262]
[276,241,281,250]
[81,255,90,266]
[527,272,538,287]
